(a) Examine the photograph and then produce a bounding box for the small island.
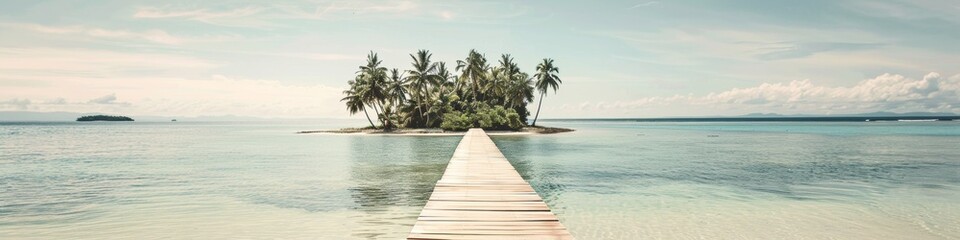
[303,49,572,134]
[76,115,134,122]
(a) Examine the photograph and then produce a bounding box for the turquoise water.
[1,120,959,239]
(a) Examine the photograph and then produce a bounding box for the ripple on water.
[493,123,960,239]
[3,122,960,239]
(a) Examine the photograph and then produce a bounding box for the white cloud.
[305,1,417,16]
[1,22,242,46]
[88,94,119,104]
[132,1,482,26]
[134,6,263,19]
[844,0,960,24]
[1,23,193,45]
[271,52,363,61]
[438,11,454,20]
[44,98,67,105]
[133,6,270,28]
[598,28,891,64]
[570,72,960,117]
[0,99,31,110]
[0,45,353,118]
[594,26,957,89]
[0,47,217,75]
[0,75,347,118]
[630,1,660,9]
[134,1,418,23]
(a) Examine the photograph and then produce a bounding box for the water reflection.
[346,136,459,239]
[491,136,568,207]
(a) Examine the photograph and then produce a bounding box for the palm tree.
[437,62,456,94]
[405,50,440,127]
[498,54,521,78]
[487,54,521,105]
[485,68,504,103]
[341,49,559,131]
[359,51,390,128]
[505,73,534,109]
[531,58,561,126]
[456,50,488,102]
[387,68,407,125]
[500,54,531,109]
[341,83,376,128]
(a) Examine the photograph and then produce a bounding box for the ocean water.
[1,120,959,239]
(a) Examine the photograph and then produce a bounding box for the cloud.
[309,1,417,15]
[630,1,660,9]
[88,94,118,104]
[44,98,67,105]
[597,29,889,64]
[134,1,418,24]
[2,23,191,45]
[270,52,363,61]
[133,6,269,27]
[438,11,454,20]
[1,22,241,45]
[134,6,263,19]
[843,1,960,24]
[756,42,885,61]
[0,47,217,76]
[0,75,347,118]
[133,0,512,25]
[592,27,947,86]
[576,72,960,116]
[0,98,31,110]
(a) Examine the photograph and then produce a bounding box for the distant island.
[76,115,134,122]
[329,49,569,134]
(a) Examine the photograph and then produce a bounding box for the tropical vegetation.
[76,115,134,121]
[341,49,562,131]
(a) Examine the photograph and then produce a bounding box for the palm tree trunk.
[417,91,426,127]
[377,100,391,129]
[362,107,375,128]
[532,92,544,126]
[423,84,431,127]
[393,99,402,128]
[370,103,383,128]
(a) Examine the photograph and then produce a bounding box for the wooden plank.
[411,221,566,229]
[428,195,544,202]
[409,233,575,240]
[411,229,571,236]
[432,185,535,192]
[424,201,551,211]
[408,128,573,239]
[412,221,563,226]
[416,210,560,221]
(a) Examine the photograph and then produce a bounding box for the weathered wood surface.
[408,128,573,240]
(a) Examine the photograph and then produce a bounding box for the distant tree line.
[76,115,134,121]
[342,49,562,130]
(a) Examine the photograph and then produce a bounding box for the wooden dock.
[408,129,573,240]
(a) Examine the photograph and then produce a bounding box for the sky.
[1,0,959,118]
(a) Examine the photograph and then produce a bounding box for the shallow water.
[500,121,960,239]
[1,121,459,239]
[1,120,958,239]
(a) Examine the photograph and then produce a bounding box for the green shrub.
[506,112,523,129]
[440,105,524,131]
[441,111,472,131]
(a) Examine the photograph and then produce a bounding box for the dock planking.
[408,128,573,240]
